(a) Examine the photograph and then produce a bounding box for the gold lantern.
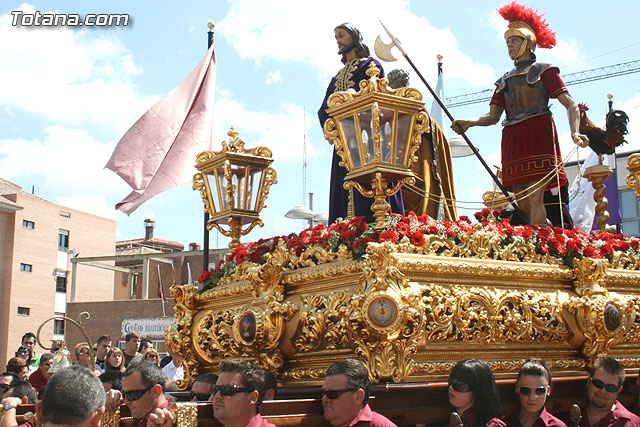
[323,63,429,230]
[193,127,277,248]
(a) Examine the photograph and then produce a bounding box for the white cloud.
[219,0,495,88]
[0,3,156,134]
[266,70,281,85]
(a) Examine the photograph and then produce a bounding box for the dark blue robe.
[318,57,404,225]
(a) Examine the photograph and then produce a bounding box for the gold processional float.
[167,64,640,390]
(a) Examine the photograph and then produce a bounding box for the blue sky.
[1,0,639,251]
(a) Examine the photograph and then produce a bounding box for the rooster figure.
[578,103,630,155]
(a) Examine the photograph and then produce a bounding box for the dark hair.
[590,357,625,387]
[450,359,502,427]
[97,335,111,345]
[194,373,218,386]
[6,357,27,374]
[21,333,36,343]
[325,359,370,405]
[105,348,125,373]
[125,332,140,342]
[15,346,32,365]
[6,380,36,403]
[139,339,152,352]
[261,368,277,399]
[517,358,551,386]
[334,22,370,63]
[39,352,54,366]
[387,69,410,89]
[219,360,267,412]
[42,366,106,424]
[124,361,166,392]
[99,370,123,391]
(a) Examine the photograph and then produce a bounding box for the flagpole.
[203,22,215,274]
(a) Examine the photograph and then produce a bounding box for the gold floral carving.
[346,243,425,382]
[279,368,327,381]
[292,291,351,353]
[173,402,199,427]
[563,294,633,362]
[100,408,120,427]
[421,285,568,343]
[170,285,199,390]
[572,257,609,296]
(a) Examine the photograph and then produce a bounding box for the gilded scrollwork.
[572,257,608,296]
[421,285,568,343]
[170,285,199,390]
[292,291,351,353]
[563,294,634,362]
[346,243,425,382]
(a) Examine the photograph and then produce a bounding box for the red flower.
[329,222,348,233]
[566,240,577,252]
[198,271,210,283]
[234,249,248,264]
[396,222,411,237]
[583,246,599,258]
[600,243,614,256]
[340,229,358,240]
[379,230,399,243]
[409,231,426,246]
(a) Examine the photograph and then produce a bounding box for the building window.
[22,220,34,229]
[20,263,32,272]
[17,307,30,316]
[56,275,67,293]
[620,190,640,237]
[58,229,69,251]
[53,314,65,335]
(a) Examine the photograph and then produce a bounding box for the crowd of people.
[2,346,640,427]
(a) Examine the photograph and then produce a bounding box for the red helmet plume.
[498,2,556,49]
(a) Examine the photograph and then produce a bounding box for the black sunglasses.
[190,391,212,401]
[590,378,619,393]
[321,388,356,400]
[122,385,155,401]
[449,378,473,393]
[212,384,254,397]
[518,386,547,396]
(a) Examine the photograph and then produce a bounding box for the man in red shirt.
[579,357,640,427]
[27,352,53,395]
[322,359,396,427]
[452,3,588,226]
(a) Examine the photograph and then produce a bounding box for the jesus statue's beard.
[338,42,357,56]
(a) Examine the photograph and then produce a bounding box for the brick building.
[0,178,116,368]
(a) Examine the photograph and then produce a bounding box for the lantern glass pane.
[395,113,412,166]
[341,116,361,168]
[247,168,263,211]
[357,110,374,165]
[206,173,220,212]
[379,108,395,163]
[217,166,230,211]
[230,165,247,209]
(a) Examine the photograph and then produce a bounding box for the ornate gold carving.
[572,257,608,296]
[292,291,351,353]
[626,153,640,201]
[279,368,327,381]
[173,402,199,427]
[563,294,632,362]
[346,243,425,382]
[100,408,120,427]
[170,285,199,390]
[421,285,568,343]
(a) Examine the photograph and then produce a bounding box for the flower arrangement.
[197,210,640,293]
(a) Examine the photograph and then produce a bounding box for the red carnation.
[396,222,411,237]
[379,230,399,243]
[409,231,426,247]
[234,249,248,264]
[198,271,210,283]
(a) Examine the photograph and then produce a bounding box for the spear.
[374,20,528,223]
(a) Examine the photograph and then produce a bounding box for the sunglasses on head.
[449,378,473,393]
[212,384,254,397]
[518,386,547,396]
[590,378,619,393]
[122,385,155,401]
[321,388,356,400]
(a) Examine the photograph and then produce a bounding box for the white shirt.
[161,360,184,382]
